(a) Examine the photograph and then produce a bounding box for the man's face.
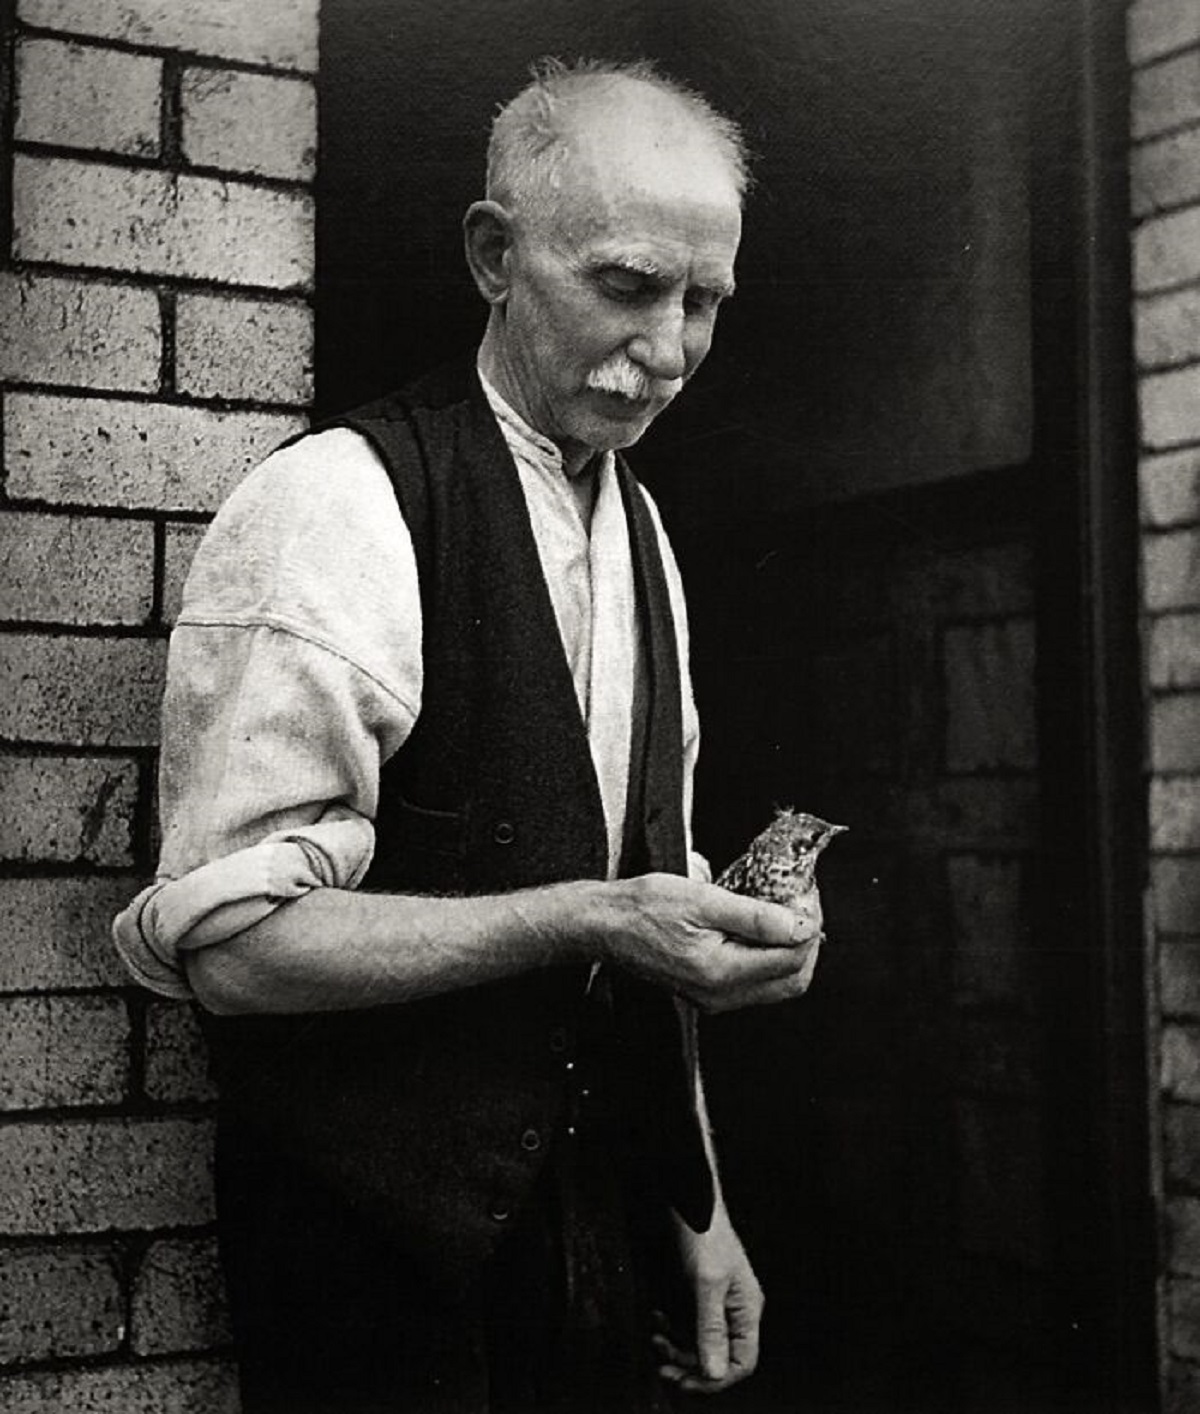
[492,104,742,462]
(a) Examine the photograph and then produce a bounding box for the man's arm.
[185,871,821,1015]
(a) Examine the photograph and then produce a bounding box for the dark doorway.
[316,2,1153,1410]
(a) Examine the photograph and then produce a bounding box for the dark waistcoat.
[201,362,712,1293]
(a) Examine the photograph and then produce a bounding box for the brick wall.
[0,2,317,1406]
[1129,0,1200,1409]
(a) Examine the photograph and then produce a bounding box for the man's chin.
[581,421,653,455]
[575,396,664,450]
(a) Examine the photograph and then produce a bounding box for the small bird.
[715,808,847,915]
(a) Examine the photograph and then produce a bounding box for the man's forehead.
[558,79,741,204]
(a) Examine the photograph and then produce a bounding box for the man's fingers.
[699,884,798,948]
[684,942,808,1012]
[723,941,809,984]
[702,941,821,1011]
[725,1277,763,1381]
[651,1331,695,1385]
[651,1278,761,1394]
[788,891,823,945]
[796,932,822,989]
[694,1282,731,1382]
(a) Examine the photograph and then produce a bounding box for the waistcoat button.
[493,821,515,845]
[520,1128,541,1153]
[548,1026,568,1054]
[489,1201,511,1223]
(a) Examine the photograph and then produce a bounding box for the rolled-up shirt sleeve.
[112,428,423,998]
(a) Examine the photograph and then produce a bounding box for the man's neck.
[477,352,601,532]
[477,326,593,479]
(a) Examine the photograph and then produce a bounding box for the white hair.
[486,56,751,226]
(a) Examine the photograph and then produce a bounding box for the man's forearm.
[185,870,819,1018]
[185,880,606,1015]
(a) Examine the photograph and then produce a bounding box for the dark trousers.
[218,1057,670,1413]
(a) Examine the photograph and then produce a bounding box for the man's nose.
[627,304,688,384]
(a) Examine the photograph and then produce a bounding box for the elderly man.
[115,57,821,1414]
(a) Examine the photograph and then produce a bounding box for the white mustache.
[585,357,681,403]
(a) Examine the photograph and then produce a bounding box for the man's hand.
[601,873,821,1013]
[654,1205,764,1395]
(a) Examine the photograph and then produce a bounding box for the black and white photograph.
[0,2,1196,1411]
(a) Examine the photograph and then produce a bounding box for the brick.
[183,68,316,182]
[0,994,130,1109]
[1129,0,1200,65]
[1145,530,1200,610]
[1137,286,1200,369]
[131,1236,230,1355]
[948,855,1029,1004]
[1169,1277,1200,1360]
[15,37,160,156]
[176,293,313,404]
[1151,613,1200,688]
[1155,694,1200,771]
[1157,857,1200,934]
[0,876,133,990]
[1132,128,1200,217]
[944,619,1037,772]
[0,1358,239,1414]
[162,522,207,625]
[1166,1102,1200,1188]
[1168,1358,1200,1414]
[1154,779,1200,851]
[1163,943,1200,1015]
[0,755,137,866]
[1135,206,1200,293]
[1132,50,1200,140]
[5,392,303,513]
[19,0,319,71]
[145,1001,216,1104]
[955,1100,1044,1269]
[0,512,154,625]
[0,1117,215,1233]
[0,271,161,393]
[1141,364,1200,449]
[1168,1196,1200,1274]
[1165,1024,1200,1102]
[0,1243,123,1365]
[0,635,166,748]
[13,155,314,290]
[1141,448,1200,527]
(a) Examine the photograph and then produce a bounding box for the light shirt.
[113,378,706,998]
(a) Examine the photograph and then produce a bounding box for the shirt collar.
[477,364,610,483]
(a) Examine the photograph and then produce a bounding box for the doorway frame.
[1033,0,1157,1405]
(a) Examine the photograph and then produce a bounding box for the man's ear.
[463,201,515,306]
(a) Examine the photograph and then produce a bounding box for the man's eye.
[599,270,650,300]
[684,289,722,317]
